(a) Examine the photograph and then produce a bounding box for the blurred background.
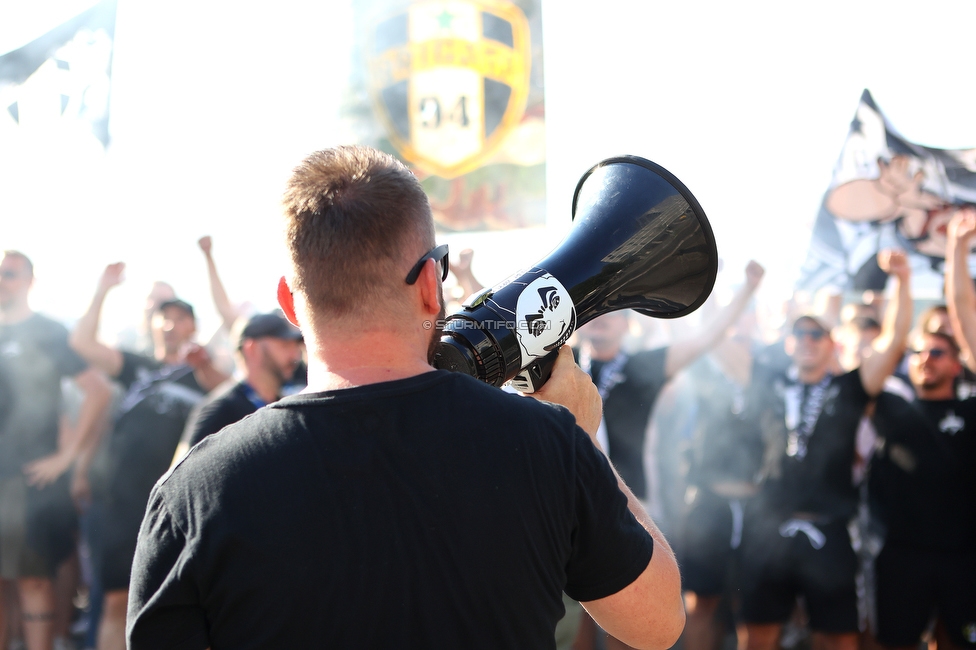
[3,0,976,342]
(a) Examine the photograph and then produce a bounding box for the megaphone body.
[432,155,719,392]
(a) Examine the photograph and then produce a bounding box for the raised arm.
[70,263,126,378]
[945,207,976,367]
[859,249,912,396]
[198,236,239,333]
[664,260,764,379]
[449,248,485,303]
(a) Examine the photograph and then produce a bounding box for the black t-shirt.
[753,338,791,377]
[90,352,205,512]
[684,354,765,488]
[0,356,14,436]
[127,371,654,650]
[755,367,871,519]
[182,380,260,448]
[582,348,668,500]
[870,393,976,553]
[0,313,88,477]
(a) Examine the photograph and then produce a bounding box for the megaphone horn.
[432,155,719,392]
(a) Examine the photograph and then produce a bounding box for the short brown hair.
[282,146,434,319]
[913,330,961,358]
[917,303,949,335]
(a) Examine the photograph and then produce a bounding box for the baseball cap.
[792,313,832,334]
[235,311,303,348]
[158,298,195,319]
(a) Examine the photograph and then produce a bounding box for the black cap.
[158,298,195,319]
[849,315,882,332]
[236,311,302,348]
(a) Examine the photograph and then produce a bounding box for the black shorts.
[87,495,145,592]
[678,489,748,596]
[874,545,976,648]
[0,473,77,579]
[739,512,859,633]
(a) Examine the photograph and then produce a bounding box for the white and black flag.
[0,0,118,148]
[796,89,976,295]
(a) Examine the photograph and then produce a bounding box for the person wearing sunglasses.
[0,250,113,650]
[737,250,912,650]
[126,145,685,650]
[862,208,976,650]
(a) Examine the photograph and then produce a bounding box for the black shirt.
[684,354,765,488]
[127,371,654,650]
[0,313,87,477]
[755,368,871,519]
[183,380,263,448]
[581,348,669,500]
[870,392,976,552]
[0,357,12,434]
[90,353,205,512]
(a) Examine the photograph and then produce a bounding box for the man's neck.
[796,365,830,385]
[0,303,32,325]
[583,340,622,362]
[304,330,434,392]
[246,371,282,404]
[157,348,184,366]
[915,383,955,401]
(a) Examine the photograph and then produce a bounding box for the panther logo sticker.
[513,273,575,361]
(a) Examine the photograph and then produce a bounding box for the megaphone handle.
[510,349,559,394]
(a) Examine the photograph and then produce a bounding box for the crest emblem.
[366,0,531,178]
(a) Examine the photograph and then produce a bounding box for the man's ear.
[239,338,256,360]
[277,277,301,327]
[418,258,442,317]
[784,335,796,356]
[951,357,964,380]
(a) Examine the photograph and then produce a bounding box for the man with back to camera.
[125,145,686,649]
[0,250,113,650]
[69,263,228,650]
[737,249,912,650]
[174,310,304,461]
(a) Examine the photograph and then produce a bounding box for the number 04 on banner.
[366,0,532,179]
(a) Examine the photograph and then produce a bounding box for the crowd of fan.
[0,205,974,650]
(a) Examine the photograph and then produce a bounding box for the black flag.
[796,89,976,294]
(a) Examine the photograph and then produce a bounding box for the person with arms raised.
[69,263,227,650]
[738,249,912,650]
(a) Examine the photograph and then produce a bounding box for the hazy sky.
[3,0,976,338]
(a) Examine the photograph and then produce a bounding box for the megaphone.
[432,155,719,392]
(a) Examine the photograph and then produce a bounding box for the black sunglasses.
[910,347,949,359]
[405,244,449,285]
[793,328,827,341]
